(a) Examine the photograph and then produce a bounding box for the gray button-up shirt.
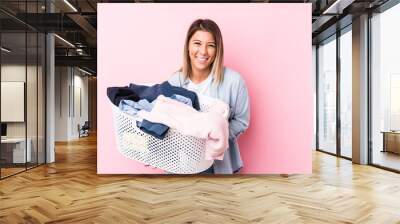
[168,67,250,174]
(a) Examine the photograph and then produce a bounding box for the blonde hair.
[181,19,224,84]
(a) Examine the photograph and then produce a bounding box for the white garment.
[168,67,250,174]
[138,95,229,160]
[187,74,213,96]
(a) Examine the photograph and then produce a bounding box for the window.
[317,36,337,154]
[339,28,352,158]
[371,2,400,171]
[0,1,46,179]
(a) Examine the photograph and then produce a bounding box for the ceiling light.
[63,0,78,12]
[78,67,93,76]
[322,0,355,15]
[54,34,75,48]
[1,47,11,53]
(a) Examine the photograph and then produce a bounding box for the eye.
[208,42,216,48]
[193,42,201,46]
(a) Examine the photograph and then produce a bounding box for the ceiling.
[0,0,392,75]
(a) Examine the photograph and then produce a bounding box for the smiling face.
[188,30,217,75]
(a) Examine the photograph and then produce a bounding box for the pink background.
[97,3,313,174]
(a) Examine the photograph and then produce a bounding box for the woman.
[168,19,250,174]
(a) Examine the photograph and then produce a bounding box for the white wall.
[70,71,89,139]
[55,67,89,141]
[55,66,69,141]
[1,65,41,137]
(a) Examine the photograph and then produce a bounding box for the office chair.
[79,121,90,138]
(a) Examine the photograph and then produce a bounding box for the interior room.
[0,0,399,223]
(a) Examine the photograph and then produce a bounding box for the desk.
[382,131,400,154]
[1,138,31,163]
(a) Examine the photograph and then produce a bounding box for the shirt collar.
[183,73,215,86]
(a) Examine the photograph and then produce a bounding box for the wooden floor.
[1,163,45,178]
[1,135,400,223]
[0,167,26,177]
[373,150,400,171]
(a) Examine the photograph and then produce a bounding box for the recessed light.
[54,34,75,48]
[78,67,93,76]
[322,0,354,15]
[63,0,78,12]
[1,47,11,53]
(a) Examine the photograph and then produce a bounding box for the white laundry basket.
[111,95,216,174]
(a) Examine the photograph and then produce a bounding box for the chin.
[194,64,211,71]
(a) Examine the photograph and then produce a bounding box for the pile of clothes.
[107,81,229,160]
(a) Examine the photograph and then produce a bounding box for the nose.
[199,44,207,55]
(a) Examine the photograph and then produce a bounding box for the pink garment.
[138,95,229,160]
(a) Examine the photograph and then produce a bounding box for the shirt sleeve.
[167,72,182,87]
[229,77,250,140]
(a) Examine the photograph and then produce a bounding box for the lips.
[196,56,209,64]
